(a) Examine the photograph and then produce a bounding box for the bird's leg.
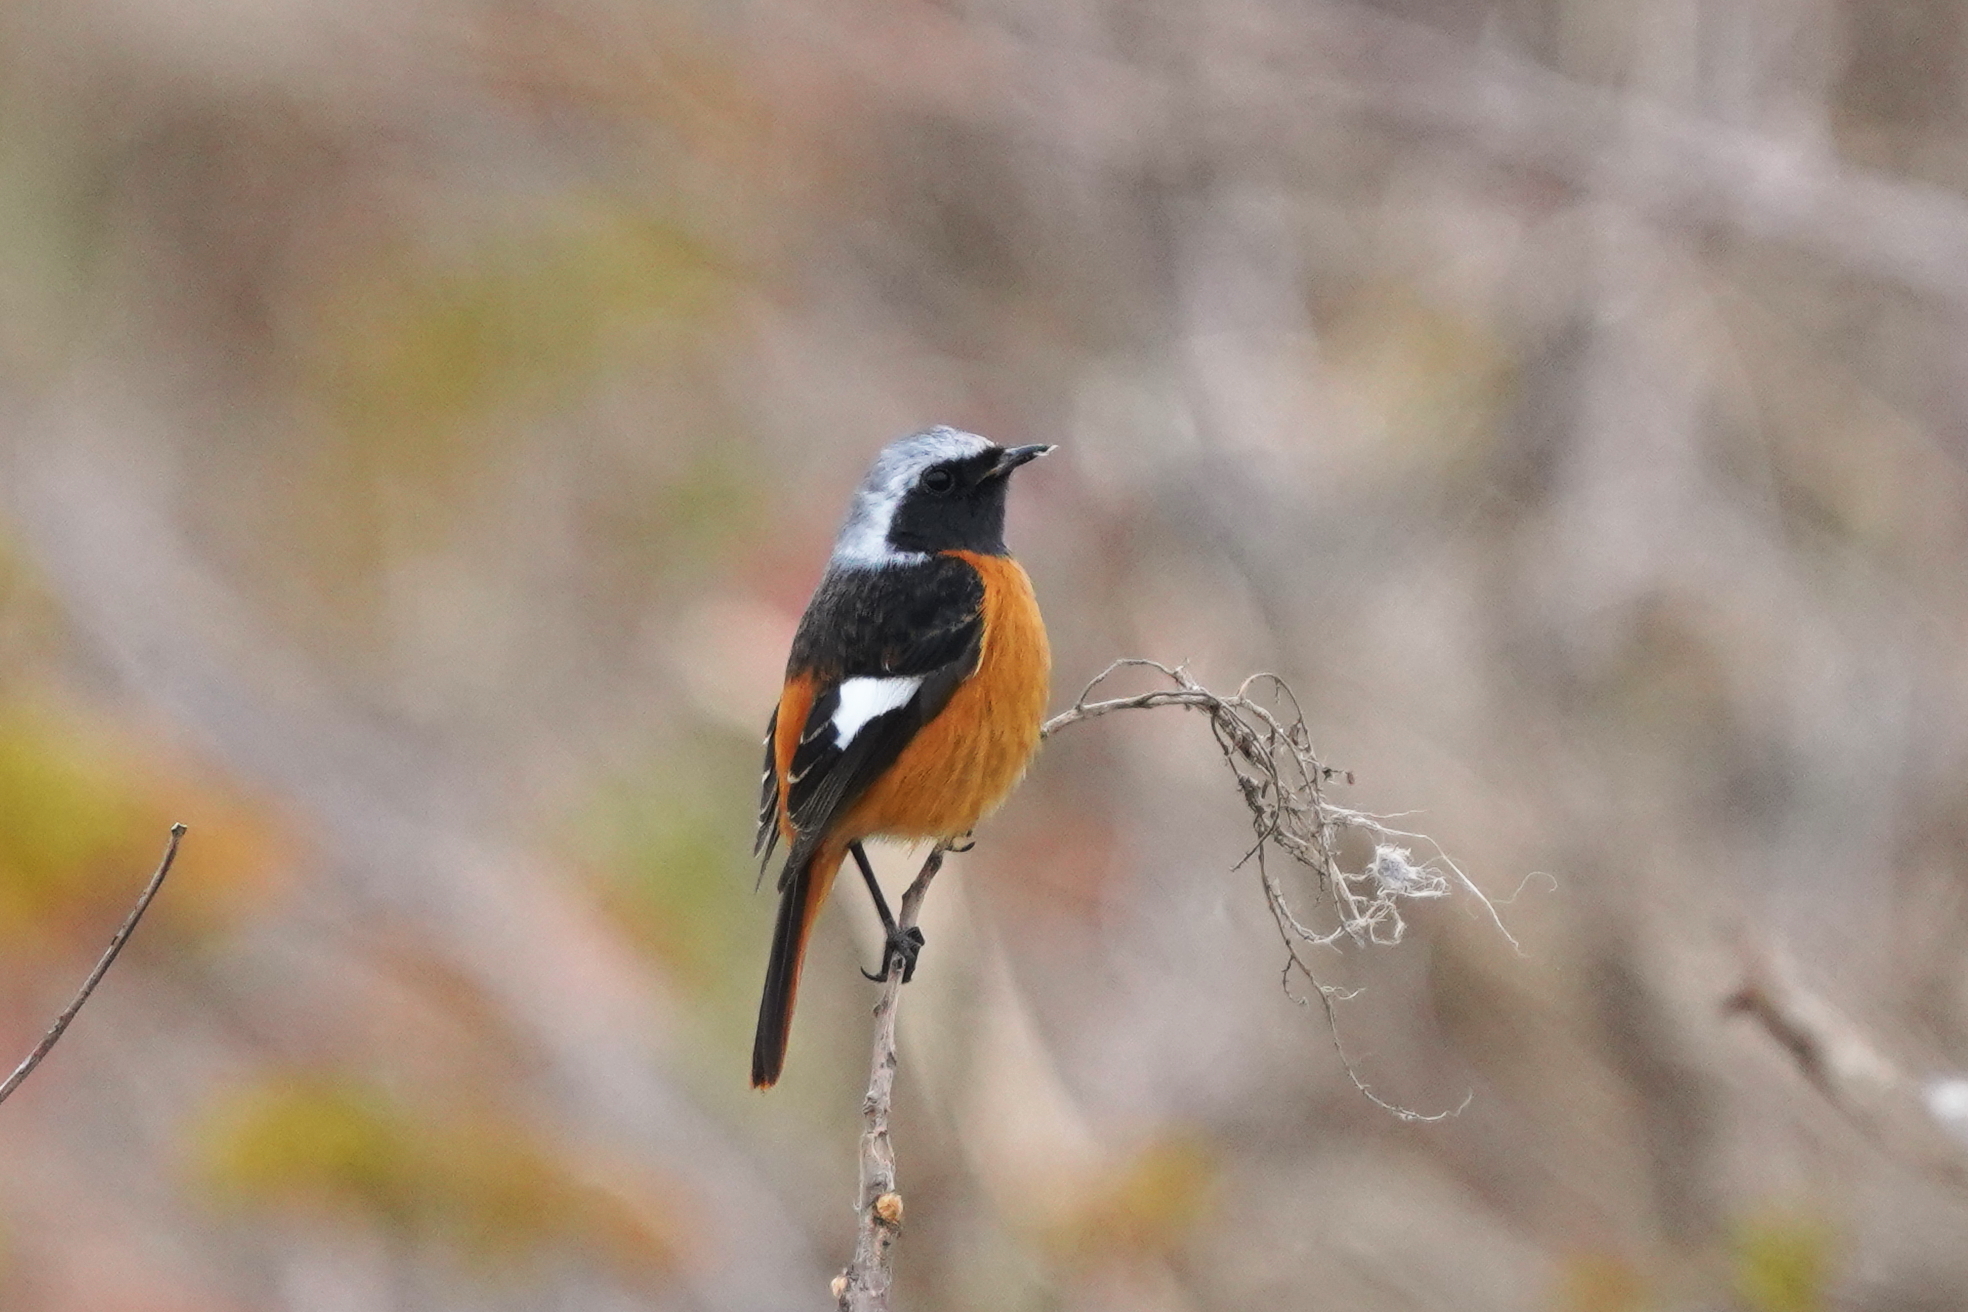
[852,841,925,983]
[851,840,900,937]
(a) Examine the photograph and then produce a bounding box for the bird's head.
[832,427,1052,567]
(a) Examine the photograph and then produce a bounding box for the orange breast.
[841,550,1050,842]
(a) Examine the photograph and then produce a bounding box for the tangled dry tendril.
[1041,660,1525,1121]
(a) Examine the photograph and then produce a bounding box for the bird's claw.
[861,925,927,983]
[947,833,976,853]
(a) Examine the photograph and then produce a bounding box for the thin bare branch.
[0,824,187,1106]
[834,846,945,1312]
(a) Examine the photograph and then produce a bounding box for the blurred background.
[1,0,1967,1308]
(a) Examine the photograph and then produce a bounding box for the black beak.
[987,444,1054,478]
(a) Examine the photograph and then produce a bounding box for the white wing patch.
[832,675,923,747]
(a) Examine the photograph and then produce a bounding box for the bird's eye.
[920,467,956,495]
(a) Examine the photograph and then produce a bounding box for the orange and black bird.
[751,428,1052,1088]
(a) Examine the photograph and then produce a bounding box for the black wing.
[774,556,985,885]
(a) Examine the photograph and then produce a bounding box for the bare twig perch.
[831,661,1523,1308]
[0,823,186,1107]
[1726,940,1968,1195]
[834,846,944,1312]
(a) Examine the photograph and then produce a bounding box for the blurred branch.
[1726,940,1968,1194]
[1304,5,1968,314]
[834,0,1968,316]
[0,823,186,1106]
[834,847,944,1312]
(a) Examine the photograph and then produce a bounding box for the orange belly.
[840,550,1049,841]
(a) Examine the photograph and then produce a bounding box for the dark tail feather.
[752,839,840,1088]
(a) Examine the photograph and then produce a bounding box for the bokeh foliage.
[196,1074,682,1283]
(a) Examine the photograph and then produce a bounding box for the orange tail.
[751,837,844,1088]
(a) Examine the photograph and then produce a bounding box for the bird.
[751,427,1053,1088]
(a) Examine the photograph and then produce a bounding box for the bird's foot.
[946,832,976,853]
[862,925,927,984]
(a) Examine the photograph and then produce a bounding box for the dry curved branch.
[831,660,1523,1308]
[1045,661,1512,1118]
[0,824,186,1106]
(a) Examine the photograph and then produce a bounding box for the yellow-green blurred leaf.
[1049,1133,1216,1265]
[199,1079,412,1217]
[195,1074,683,1282]
[0,698,285,952]
[1732,1210,1835,1312]
[0,703,147,942]
[309,201,726,455]
[572,737,755,998]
